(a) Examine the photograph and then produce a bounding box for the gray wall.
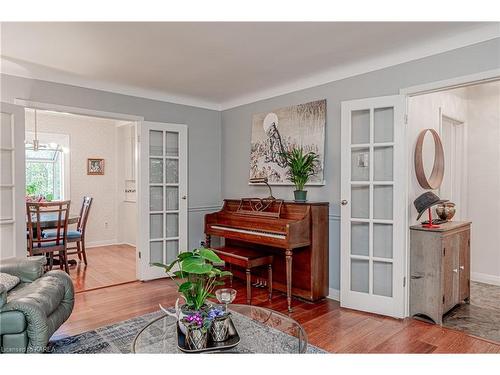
[0,74,222,250]
[221,38,500,291]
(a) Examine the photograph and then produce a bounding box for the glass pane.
[0,187,13,220]
[373,223,393,259]
[0,150,12,185]
[374,107,394,143]
[150,214,163,239]
[166,187,179,210]
[0,113,12,149]
[351,109,370,144]
[351,147,369,181]
[374,146,393,181]
[150,241,164,264]
[373,261,393,297]
[149,158,163,183]
[351,222,369,256]
[166,240,179,263]
[166,159,179,183]
[149,130,163,156]
[149,186,163,211]
[166,213,179,238]
[373,185,393,220]
[351,185,369,218]
[165,132,179,157]
[351,259,369,293]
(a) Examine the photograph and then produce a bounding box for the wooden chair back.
[77,196,93,234]
[26,200,71,254]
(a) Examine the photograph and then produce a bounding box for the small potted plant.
[207,306,231,342]
[281,147,319,202]
[153,248,231,324]
[181,312,211,350]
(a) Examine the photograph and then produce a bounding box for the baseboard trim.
[327,288,340,301]
[188,205,221,213]
[85,239,119,248]
[471,272,500,286]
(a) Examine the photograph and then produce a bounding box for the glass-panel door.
[138,121,187,280]
[340,95,405,318]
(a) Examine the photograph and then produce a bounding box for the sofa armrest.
[0,257,46,283]
[0,285,6,308]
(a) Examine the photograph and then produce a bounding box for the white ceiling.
[1,22,499,110]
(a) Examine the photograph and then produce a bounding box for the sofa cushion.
[0,272,20,292]
[7,274,66,317]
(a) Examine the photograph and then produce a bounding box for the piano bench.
[213,246,273,305]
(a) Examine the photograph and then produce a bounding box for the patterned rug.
[50,310,325,354]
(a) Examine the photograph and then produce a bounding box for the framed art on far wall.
[87,158,105,175]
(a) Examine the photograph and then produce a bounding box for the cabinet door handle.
[453,269,458,273]
[459,266,465,270]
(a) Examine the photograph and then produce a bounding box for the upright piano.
[205,199,329,311]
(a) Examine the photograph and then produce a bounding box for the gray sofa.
[0,257,74,353]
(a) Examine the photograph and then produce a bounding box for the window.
[25,144,64,200]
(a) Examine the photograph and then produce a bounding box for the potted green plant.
[153,248,231,315]
[281,147,319,202]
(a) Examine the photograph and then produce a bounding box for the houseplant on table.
[281,147,320,202]
[153,248,232,348]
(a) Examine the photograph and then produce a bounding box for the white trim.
[85,239,120,248]
[3,25,499,111]
[188,205,221,213]
[471,272,500,287]
[400,68,500,96]
[327,288,340,301]
[14,99,144,122]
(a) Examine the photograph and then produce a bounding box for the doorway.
[407,79,500,343]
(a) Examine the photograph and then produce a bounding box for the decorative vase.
[185,326,208,350]
[435,202,456,221]
[210,315,231,342]
[294,190,307,202]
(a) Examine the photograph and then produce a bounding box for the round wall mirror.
[414,128,445,189]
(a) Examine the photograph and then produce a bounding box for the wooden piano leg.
[285,249,293,312]
[268,264,273,301]
[246,268,252,305]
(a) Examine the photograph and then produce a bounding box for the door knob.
[341,200,348,206]
[453,269,458,273]
[459,266,465,270]
[182,195,187,200]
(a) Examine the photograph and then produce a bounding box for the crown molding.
[219,24,500,110]
[0,58,222,111]
[1,23,498,112]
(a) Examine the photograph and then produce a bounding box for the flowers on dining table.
[207,306,228,320]
[181,306,229,331]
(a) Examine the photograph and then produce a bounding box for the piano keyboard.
[210,225,286,240]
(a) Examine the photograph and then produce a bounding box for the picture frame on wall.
[87,158,105,175]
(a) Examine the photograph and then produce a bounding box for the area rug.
[443,281,500,343]
[50,310,325,354]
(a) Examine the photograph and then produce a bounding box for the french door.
[138,121,188,280]
[340,95,406,318]
[0,103,25,260]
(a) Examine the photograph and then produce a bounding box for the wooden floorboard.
[54,275,500,353]
[67,244,137,293]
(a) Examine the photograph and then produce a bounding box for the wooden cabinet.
[410,221,471,325]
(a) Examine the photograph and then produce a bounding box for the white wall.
[466,82,500,285]
[408,88,468,224]
[25,109,127,247]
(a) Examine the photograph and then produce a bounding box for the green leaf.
[199,248,223,263]
[182,257,213,274]
[178,281,194,293]
[178,252,194,260]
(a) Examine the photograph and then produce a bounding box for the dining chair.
[26,200,71,273]
[45,196,93,265]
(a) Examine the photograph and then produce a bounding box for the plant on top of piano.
[281,147,319,202]
[153,248,232,311]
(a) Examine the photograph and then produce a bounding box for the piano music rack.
[235,198,284,218]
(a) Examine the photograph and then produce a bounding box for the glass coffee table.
[132,304,308,353]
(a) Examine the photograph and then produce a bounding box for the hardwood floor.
[68,244,136,293]
[54,275,500,353]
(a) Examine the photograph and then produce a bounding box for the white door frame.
[400,68,500,317]
[12,98,144,278]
